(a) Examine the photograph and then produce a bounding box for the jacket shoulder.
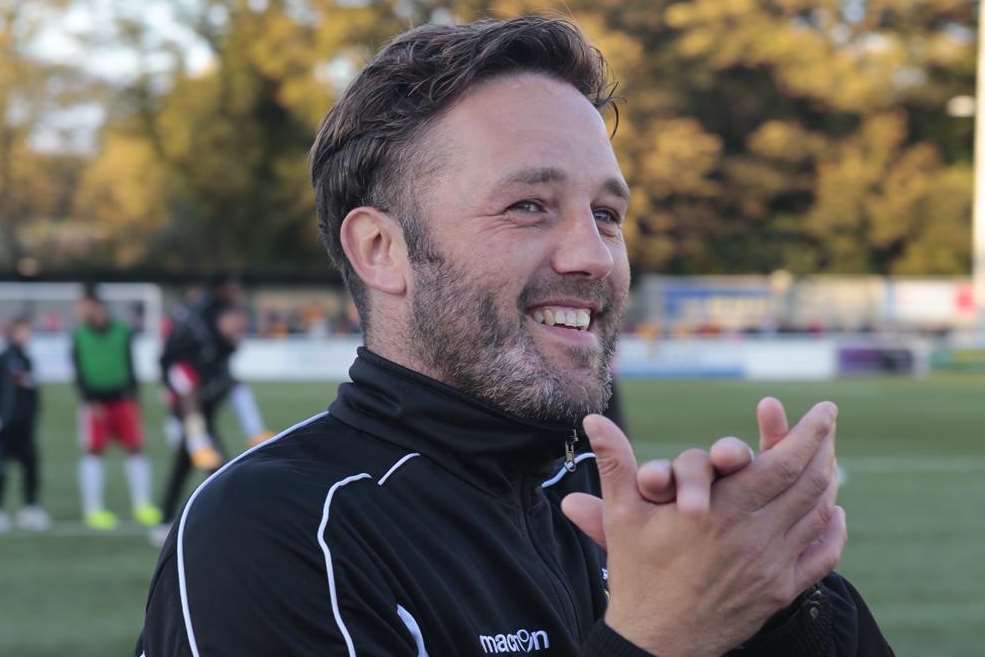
[187,411,414,527]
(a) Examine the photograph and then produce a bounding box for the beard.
[408,248,624,426]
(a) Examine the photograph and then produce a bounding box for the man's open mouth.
[528,306,592,332]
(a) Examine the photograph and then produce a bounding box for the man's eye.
[593,208,622,225]
[508,200,546,214]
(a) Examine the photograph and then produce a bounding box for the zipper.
[517,474,584,640]
[563,429,578,472]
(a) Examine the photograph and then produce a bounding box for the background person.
[72,288,160,530]
[0,317,49,533]
[154,300,271,545]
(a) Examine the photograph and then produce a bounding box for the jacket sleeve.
[732,573,894,657]
[0,352,12,426]
[580,573,893,657]
[137,466,423,657]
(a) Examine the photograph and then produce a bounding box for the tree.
[77,0,412,271]
[0,0,86,270]
[72,0,976,276]
[460,0,976,275]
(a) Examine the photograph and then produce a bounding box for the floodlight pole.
[975,2,985,323]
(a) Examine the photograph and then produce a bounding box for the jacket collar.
[329,347,585,495]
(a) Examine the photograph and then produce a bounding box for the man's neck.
[363,335,447,388]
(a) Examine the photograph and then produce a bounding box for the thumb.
[757,397,789,452]
[561,493,606,550]
[583,414,639,507]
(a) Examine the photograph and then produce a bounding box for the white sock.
[231,384,264,438]
[125,454,152,509]
[79,455,105,516]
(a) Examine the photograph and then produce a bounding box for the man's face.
[217,309,248,345]
[78,299,107,326]
[403,73,630,425]
[11,323,31,346]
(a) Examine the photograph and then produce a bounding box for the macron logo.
[479,628,550,654]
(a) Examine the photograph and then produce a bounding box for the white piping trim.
[378,453,420,486]
[396,604,430,657]
[317,473,373,657]
[176,410,330,657]
[541,453,596,488]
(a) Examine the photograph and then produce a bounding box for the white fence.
[19,334,934,384]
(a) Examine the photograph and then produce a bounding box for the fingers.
[747,402,837,507]
[757,397,789,452]
[709,436,754,476]
[583,414,640,507]
[794,506,847,592]
[673,449,715,514]
[637,459,675,504]
[785,460,839,548]
[766,424,836,525]
[561,493,607,550]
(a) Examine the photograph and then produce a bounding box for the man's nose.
[551,209,614,279]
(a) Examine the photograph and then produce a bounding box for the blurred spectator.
[0,317,50,533]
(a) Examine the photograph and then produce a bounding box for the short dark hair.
[309,16,617,331]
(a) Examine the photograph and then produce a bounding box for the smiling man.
[137,17,893,657]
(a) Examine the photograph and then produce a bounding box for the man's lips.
[525,298,605,333]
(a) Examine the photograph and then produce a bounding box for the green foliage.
[0,0,86,269]
[6,0,979,275]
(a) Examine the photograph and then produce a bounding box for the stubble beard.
[408,251,623,426]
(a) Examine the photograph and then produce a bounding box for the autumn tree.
[76,0,413,271]
[459,0,975,275]
[0,0,89,271]
[69,0,978,276]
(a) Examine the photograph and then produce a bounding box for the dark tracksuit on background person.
[0,342,40,508]
[158,302,239,525]
[138,348,894,657]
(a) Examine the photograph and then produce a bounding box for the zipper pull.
[564,429,579,472]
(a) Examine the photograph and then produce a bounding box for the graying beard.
[409,257,614,425]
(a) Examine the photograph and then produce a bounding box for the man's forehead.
[429,74,625,190]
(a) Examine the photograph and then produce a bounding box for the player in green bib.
[72,288,160,530]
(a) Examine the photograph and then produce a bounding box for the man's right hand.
[568,403,844,657]
[184,412,223,470]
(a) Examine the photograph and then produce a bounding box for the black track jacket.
[137,348,894,657]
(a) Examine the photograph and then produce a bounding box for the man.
[154,297,271,544]
[138,17,893,656]
[72,289,161,530]
[0,317,49,532]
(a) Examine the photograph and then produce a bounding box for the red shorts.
[79,399,144,453]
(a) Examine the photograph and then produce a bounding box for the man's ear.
[339,207,409,296]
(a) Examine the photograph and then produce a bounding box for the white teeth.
[530,306,593,330]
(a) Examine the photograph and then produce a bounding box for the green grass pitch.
[0,377,982,656]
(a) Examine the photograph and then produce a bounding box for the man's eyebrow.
[497,166,567,187]
[602,177,631,202]
[494,166,631,201]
